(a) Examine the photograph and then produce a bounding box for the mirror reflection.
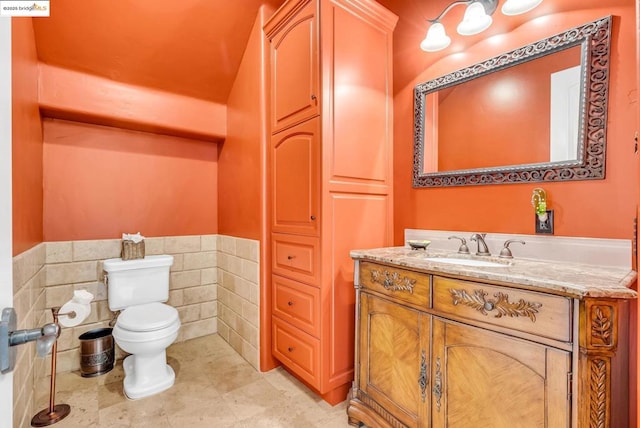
[413,16,611,187]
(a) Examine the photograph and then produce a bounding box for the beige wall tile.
[164,236,201,253]
[181,318,217,341]
[183,284,216,305]
[168,289,184,307]
[226,255,243,277]
[46,261,99,286]
[201,235,217,251]
[170,270,201,289]
[144,237,165,255]
[242,342,259,370]
[201,267,217,285]
[73,239,121,261]
[237,318,258,348]
[217,319,230,342]
[45,284,74,308]
[236,239,259,262]
[170,253,184,272]
[242,301,259,327]
[178,304,201,323]
[241,260,259,284]
[220,235,236,255]
[183,251,216,270]
[46,241,73,264]
[12,254,24,294]
[200,301,217,318]
[233,278,252,301]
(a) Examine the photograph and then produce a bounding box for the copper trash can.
[79,328,114,377]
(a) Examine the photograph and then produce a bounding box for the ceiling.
[31,0,626,105]
[32,0,286,104]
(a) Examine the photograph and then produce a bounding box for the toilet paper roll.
[58,301,91,327]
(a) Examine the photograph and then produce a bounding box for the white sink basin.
[424,257,508,268]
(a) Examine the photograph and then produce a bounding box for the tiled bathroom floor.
[32,335,353,427]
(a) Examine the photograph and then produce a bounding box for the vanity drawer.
[359,262,430,309]
[272,317,320,387]
[272,233,320,286]
[432,276,571,342]
[272,274,320,337]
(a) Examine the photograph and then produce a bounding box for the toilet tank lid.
[103,255,174,272]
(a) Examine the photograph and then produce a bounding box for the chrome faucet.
[470,233,490,256]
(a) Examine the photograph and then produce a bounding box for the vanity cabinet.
[348,259,632,428]
[265,0,397,404]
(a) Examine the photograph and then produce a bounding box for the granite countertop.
[351,247,637,299]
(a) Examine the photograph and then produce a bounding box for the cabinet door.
[359,293,430,428]
[431,319,571,428]
[271,118,320,236]
[269,0,319,133]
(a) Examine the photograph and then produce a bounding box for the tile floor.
[32,335,353,427]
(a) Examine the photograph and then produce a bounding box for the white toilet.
[103,255,181,399]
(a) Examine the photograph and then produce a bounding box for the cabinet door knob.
[311,94,317,101]
[310,215,316,221]
[287,346,295,352]
[287,300,294,306]
[287,255,296,260]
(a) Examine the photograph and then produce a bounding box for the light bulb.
[501,0,543,16]
[457,2,493,36]
[420,22,451,52]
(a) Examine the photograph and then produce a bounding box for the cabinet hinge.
[635,131,638,154]
[567,372,573,401]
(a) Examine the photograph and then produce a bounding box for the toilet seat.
[113,303,181,343]
[118,302,179,331]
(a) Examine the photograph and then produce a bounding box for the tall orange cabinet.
[265,0,397,404]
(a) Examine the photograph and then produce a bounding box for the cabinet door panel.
[271,119,320,235]
[359,293,429,428]
[432,319,570,428]
[269,0,318,132]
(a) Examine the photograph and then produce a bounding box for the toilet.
[103,255,181,399]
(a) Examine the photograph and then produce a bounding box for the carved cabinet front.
[348,261,630,428]
[431,319,570,428]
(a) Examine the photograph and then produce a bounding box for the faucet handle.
[448,236,470,254]
[499,239,526,259]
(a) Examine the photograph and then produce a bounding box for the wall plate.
[535,210,554,235]
[0,307,16,374]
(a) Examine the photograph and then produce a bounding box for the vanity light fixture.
[420,0,543,52]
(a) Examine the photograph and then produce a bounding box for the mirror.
[413,16,611,187]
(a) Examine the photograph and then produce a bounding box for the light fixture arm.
[427,0,499,23]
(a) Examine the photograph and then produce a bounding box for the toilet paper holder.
[0,307,62,374]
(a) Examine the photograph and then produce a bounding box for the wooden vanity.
[347,248,637,428]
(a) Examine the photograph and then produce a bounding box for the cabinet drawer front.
[272,275,320,337]
[359,262,430,308]
[433,276,571,342]
[272,317,320,387]
[272,233,320,286]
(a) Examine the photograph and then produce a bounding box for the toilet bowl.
[103,255,180,400]
[112,302,181,399]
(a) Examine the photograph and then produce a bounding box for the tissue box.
[121,240,145,260]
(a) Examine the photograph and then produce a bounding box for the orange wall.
[43,119,217,241]
[218,6,270,240]
[392,4,638,242]
[12,18,43,256]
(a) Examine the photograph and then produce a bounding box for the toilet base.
[122,354,175,400]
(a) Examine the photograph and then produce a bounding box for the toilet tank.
[104,255,174,310]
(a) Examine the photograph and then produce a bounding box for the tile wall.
[216,236,260,370]
[12,243,46,428]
